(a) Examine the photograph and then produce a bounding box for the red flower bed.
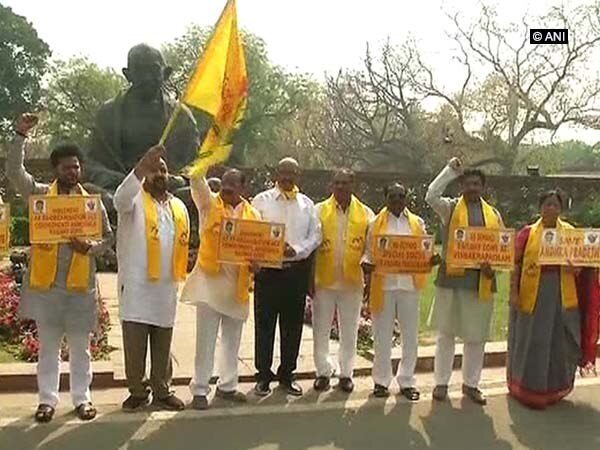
[0,270,114,362]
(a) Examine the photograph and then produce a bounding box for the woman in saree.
[508,189,584,409]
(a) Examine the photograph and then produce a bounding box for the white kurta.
[113,170,189,329]
[180,176,248,321]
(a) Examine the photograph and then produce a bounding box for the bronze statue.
[86,44,200,192]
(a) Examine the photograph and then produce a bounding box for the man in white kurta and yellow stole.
[426,157,504,405]
[114,145,190,411]
[313,169,374,393]
[362,182,428,401]
[7,114,113,423]
[181,168,259,410]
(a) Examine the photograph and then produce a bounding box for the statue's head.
[123,44,172,101]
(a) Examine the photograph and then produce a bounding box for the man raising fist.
[425,157,505,405]
[7,113,113,423]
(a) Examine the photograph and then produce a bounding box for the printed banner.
[0,204,10,252]
[218,218,285,268]
[373,234,435,274]
[29,195,102,244]
[539,228,600,266]
[447,227,515,270]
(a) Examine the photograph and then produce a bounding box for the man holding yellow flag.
[362,182,429,401]
[426,157,504,405]
[7,113,113,423]
[312,169,374,393]
[113,145,190,412]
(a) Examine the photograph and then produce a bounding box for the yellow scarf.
[315,195,369,288]
[276,182,299,200]
[29,181,91,292]
[197,195,258,303]
[446,196,500,301]
[518,218,578,314]
[142,190,190,282]
[370,208,427,314]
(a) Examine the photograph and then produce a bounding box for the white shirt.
[180,176,250,321]
[364,210,427,292]
[315,199,375,290]
[113,171,189,328]
[251,187,322,262]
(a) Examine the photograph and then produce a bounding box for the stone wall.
[3,159,599,238]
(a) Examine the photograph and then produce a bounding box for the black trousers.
[254,259,311,383]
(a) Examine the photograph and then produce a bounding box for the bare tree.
[309,42,436,171]
[411,2,600,173]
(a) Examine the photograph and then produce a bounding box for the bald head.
[127,44,165,68]
[278,157,299,171]
[276,157,300,191]
[123,43,171,101]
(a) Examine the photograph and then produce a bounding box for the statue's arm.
[85,105,127,189]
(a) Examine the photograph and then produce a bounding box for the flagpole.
[159,101,182,146]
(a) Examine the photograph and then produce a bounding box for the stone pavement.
[2,373,600,450]
[99,274,373,383]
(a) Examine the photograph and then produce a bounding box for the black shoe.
[462,384,487,405]
[254,381,272,397]
[191,395,209,410]
[373,384,390,398]
[400,387,420,402]
[432,385,448,402]
[280,381,303,397]
[339,378,354,393]
[152,394,185,411]
[122,395,151,412]
[313,376,330,392]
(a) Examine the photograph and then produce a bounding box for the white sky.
[5,0,600,144]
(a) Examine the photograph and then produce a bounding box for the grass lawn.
[0,346,18,363]
[418,267,509,344]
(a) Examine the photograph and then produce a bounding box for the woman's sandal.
[34,404,55,423]
[580,363,598,378]
[75,402,97,421]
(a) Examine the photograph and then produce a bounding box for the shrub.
[10,216,29,247]
[0,269,114,362]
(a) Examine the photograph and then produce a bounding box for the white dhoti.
[37,322,92,407]
[372,290,419,388]
[189,302,244,397]
[429,287,492,387]
[312,288,362,379]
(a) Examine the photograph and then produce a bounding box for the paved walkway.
[99,274,372,382]
[2,375,600,450]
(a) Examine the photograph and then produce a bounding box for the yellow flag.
[183,0,248,177]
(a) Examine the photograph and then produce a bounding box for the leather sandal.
[34,404,55,423]
[75,402,97,421]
